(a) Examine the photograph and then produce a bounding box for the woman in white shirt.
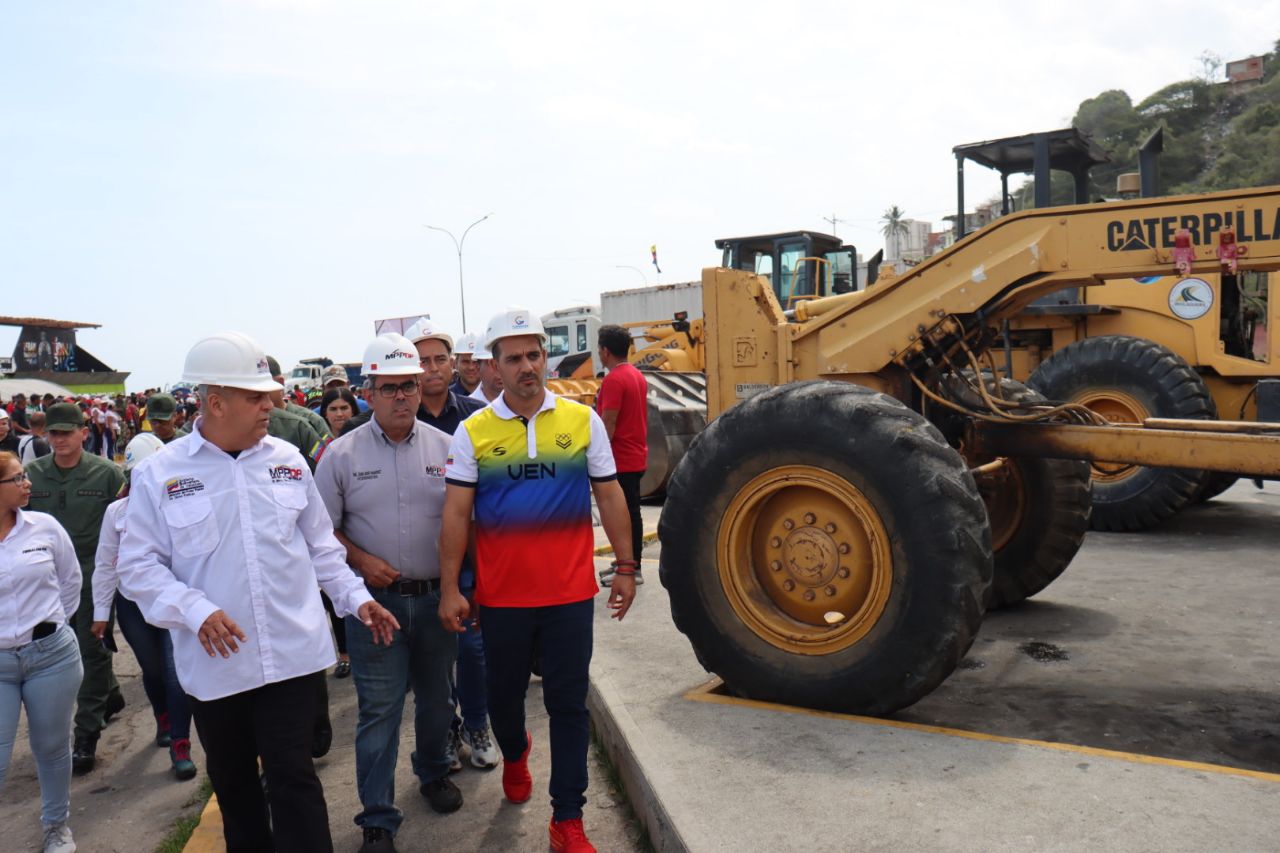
[91,433,196,780]
[0,450,82,853]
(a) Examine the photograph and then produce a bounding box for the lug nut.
[770,536,781,548]
[838,567,851,579]
[825,523,836,533]
[782,579,796,592]
[825,585,837,597]
[803,513,816,525]
[803,590,816,601]
[770,560,782,572]
[783,519,794,530]
[838,543,850,555]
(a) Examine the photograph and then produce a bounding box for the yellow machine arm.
[704,186,1280,419]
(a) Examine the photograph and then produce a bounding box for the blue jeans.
[346,587,457,834]
[481,597,594,821]
[114,594,191,740]
[0,624,84,828]
[453,582,489,732]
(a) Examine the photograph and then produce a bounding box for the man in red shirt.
[594,325,648,586]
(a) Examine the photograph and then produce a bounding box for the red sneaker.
[549,817,596,853]
[502,731,533,804]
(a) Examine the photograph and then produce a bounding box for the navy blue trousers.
[480,597,593,821]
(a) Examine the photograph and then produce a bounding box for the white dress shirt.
[0,509,81,649]
[117,421,373,701]
[92,498,127,622]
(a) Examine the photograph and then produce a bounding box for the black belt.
[32,621,57,640]
[389,578,441,597]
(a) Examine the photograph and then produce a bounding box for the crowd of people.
[0,311,651,853]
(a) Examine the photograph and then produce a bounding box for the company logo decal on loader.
[1168,278,1214,320]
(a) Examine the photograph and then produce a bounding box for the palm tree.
[880,205,908,262]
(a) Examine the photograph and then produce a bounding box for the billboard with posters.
[373,314,430,337]
[13,326,77,372]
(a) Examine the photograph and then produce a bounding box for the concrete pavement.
[588,485,1280,852]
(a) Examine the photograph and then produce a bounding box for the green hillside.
[1016,38,1279,205]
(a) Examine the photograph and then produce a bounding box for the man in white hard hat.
[314,333,461,853]
[117,330,400,853]
[438,308,637,853]
[469,344,503,404]
[450,332,482,397]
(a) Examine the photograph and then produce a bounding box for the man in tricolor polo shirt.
[438,308,636,853]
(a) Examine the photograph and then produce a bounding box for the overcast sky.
[3,2,1276,391]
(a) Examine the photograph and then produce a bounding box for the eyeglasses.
[374,380,421,399]
[1,472,28,486]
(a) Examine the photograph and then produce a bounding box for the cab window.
[546,325,569,358]
[576,323,588,353]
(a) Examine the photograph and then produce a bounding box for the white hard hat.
[455,332,491,360]
[404,318,454,351]
[182,331,283,392]
[124,433,166,472]
[362,333,424,377]
[482,307,546,352]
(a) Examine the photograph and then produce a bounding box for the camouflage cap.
[266,355,283,378]
[45,402,86,431]
[146,393,178,422]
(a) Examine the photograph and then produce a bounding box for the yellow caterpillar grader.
[657,184,1280,716]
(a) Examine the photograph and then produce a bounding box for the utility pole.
[821,213,850,237]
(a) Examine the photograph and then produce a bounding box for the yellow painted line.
[182,793,224,852]
[685,678,1280,785]
[594,529,659,556]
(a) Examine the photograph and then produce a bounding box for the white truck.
[284,357,333,393]
[541,281,702,379]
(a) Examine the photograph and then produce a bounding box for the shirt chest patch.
[29,490,51,499]
[165,476,206,500]
[425,465,445,478]
[268,465,304,483]
[76,489,106,498]
[353,469,382,482]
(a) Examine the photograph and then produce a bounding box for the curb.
[594,529,659,557]
[587,672,688,853]
[182,793,223,852]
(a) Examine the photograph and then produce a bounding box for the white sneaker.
[462,726,500,769]
[446,727,464,773]
[43,823,76,853]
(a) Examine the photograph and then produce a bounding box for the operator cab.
[716,231,857,309]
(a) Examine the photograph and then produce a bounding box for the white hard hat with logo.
[182,331,283,392]
[362,333,424,377]
[454,332,492,361]
[482,307,546,352]
[124,432,166,472]
[404,318,454,351]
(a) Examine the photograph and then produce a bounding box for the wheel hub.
[717,466,893,655]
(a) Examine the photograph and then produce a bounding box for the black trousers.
[617,470,645,565]
[188,672,333,853]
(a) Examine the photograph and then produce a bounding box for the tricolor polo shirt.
[446,390,616,607]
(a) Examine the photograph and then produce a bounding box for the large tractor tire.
[952,377,1092,608]
[1029,336,1214,532]
[658,380,992,716]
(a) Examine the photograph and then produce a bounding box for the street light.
[615,265,649,285]
[426,213,493,333]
